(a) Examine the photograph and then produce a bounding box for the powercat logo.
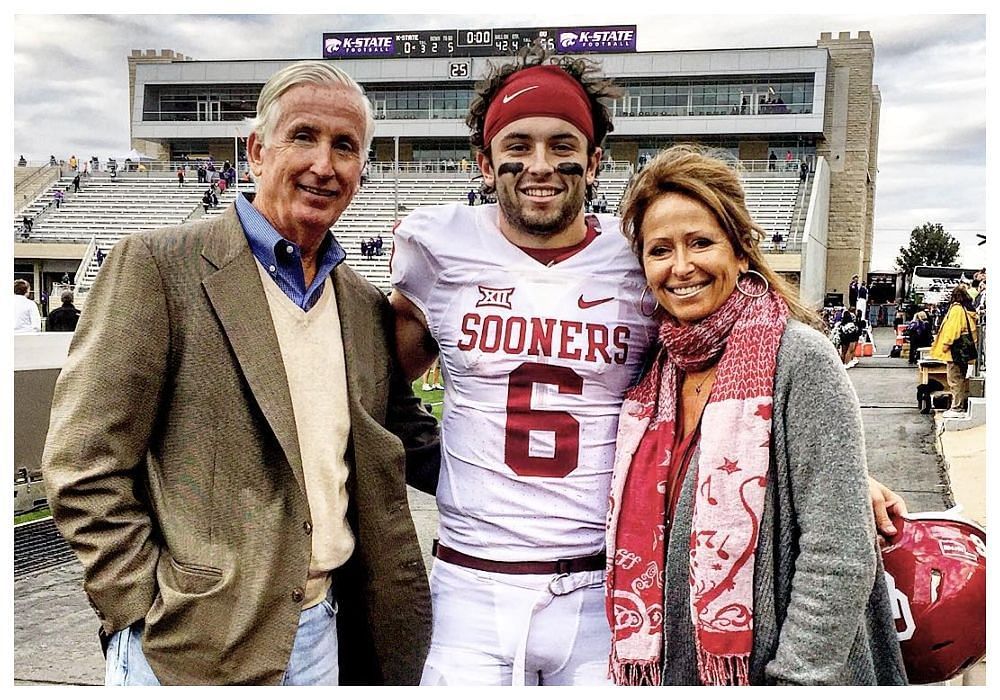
[323,33,395,57]
[557,26,637,53]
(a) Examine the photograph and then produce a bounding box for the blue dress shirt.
[236,193,346,311]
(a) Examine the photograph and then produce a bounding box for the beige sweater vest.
[257,264,354,608]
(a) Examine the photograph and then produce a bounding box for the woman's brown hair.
[619,144,820,327]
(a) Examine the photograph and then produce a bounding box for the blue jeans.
[105,588,339,685]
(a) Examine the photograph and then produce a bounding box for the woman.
[929,285,978,416]
[836,307,861,367]
[905,311,933,365]
[605,146,906,685]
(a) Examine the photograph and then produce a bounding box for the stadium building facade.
[127,29,880,305]
[16,28,880,311]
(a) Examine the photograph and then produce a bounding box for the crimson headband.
[482,65,596,148]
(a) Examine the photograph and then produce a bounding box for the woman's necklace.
[689,366,718,395]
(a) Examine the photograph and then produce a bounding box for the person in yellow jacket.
[929,285,978,417]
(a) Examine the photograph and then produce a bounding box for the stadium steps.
[14,169,805,296]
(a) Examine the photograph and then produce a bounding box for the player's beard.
[495,177,586,240]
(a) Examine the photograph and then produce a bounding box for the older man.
[42,61,436,686]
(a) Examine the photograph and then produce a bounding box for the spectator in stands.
[72,173,81,193]
[467,188,476,205]
[800,160,808,181]
[598,193,608,213]
[47,291,80,332]
[42,59,437,686]
[785,149,794,170]
[197,163,206,183]
[96,247,106,267]
[22,215,33,234]
[768,150,777,171]
[91,155,100,172]
[218,176,228,194]
[361,239,369,259]
[14,279,41,333]
[177,167,185,187]
[18,155,26,166]
[69,155,78,171]
[49,155,57,166]
[849,274,860,309]
[53,189,65,208]
[375,234,383,256]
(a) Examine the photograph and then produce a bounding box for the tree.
[895,222,961,279]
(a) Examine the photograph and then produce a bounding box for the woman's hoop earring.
[639,286,660,317]
[736,269,769,298]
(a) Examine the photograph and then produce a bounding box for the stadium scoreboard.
[322,25,637,60]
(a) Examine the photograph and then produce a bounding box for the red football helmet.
[881,511,986,684]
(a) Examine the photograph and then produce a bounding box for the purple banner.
[556,26,637,53]
[323,33,396,58]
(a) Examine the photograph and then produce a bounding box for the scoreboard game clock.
[322,25,635,60]
[455,27,557,56]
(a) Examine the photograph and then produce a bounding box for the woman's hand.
[869,476,908,542]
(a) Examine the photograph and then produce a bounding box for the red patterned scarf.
[606,277,788,685]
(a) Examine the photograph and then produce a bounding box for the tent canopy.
[113,148,155,161]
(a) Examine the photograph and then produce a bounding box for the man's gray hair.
[250,61,375,153]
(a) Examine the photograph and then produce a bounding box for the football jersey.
[392,204,657,560]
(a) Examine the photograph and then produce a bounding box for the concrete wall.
[799,156,832,309]
[14,333,74,479]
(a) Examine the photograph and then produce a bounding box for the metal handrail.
[72,236,98,294]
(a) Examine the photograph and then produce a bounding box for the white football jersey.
[392,204,657,560]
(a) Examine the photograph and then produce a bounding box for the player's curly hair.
[467,43,622,200]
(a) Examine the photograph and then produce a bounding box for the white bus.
[909,265,978,305]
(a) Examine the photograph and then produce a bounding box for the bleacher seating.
[15,166,809,298]
[741,172,804,251]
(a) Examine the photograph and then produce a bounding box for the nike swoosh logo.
[578,295,614,309]
[502,85,540,104]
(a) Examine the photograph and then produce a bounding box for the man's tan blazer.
[42,205,437,685]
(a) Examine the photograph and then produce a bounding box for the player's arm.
[389,290,439,382]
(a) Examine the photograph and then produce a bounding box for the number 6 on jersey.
[504,362,583,478]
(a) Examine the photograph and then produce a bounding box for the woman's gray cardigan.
[660,320,907,685]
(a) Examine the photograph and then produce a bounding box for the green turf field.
[412,380,444,421]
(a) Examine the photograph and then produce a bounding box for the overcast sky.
[10,11,989,270]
